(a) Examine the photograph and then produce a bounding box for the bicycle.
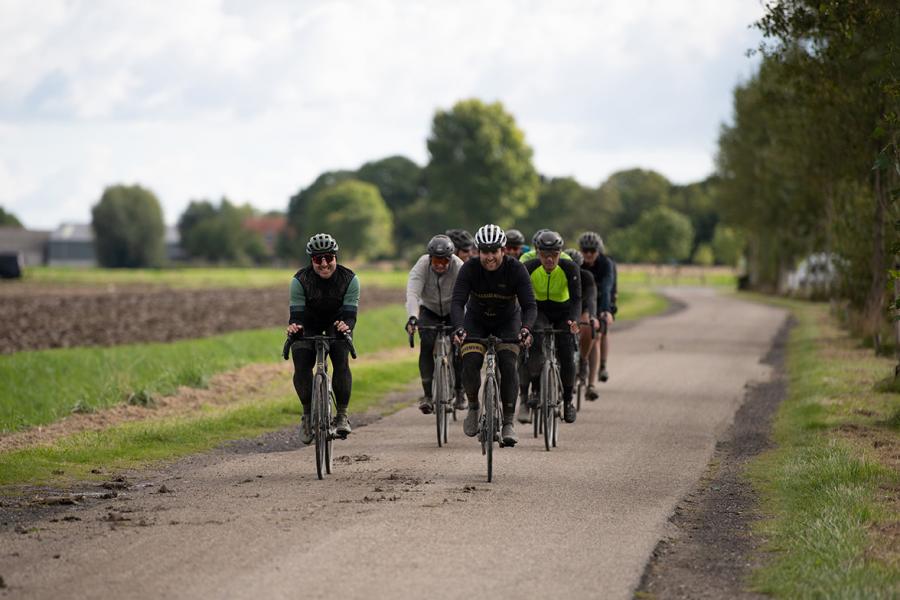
[410,324,459,447]
[461,335,523,482]
[283,332,357,479]
[531,327,574,451]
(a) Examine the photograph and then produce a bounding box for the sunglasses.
[430,256,450,266]
[580,248,598,254]
[311,253,336,265]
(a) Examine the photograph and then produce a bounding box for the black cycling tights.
[292,341,351,414]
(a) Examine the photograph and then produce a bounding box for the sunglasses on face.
[430,256,450,266]
[581,248,598,254]
[311,253,336,265]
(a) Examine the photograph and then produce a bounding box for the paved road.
[0,288,786,599]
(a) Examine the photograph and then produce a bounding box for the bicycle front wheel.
[433,362,446,447]
[313,374,329,479]
[483,376,496,482]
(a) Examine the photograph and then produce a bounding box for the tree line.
[715,0,899,344]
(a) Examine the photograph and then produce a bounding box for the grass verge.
[0,358,417,487]
[0,304,410,434]
[616,287,669,322]
[742,294,900,598]
[19,266,407,289]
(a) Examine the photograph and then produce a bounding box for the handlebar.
[408,324,456,349]
[283,332,357,360]
[578,321,596,339]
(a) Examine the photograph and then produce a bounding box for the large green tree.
[0,206,23,228]
[281,170,356,258]
[91,184,165,268]
[517,176,594,246]
[357,155,424,250]
[177,199,266,265]
[600,169,671,229]
[305,180,394,261]
[425,98,539,229]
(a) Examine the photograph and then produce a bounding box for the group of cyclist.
[286,225,617,448]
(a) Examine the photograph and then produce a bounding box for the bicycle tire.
[552,369,561,448]
[442,361,450,444]
[325,386,335,474]
[433,362,445,447]
[541,362,552,451]
[313,373,327,479]
[484,375,496,482]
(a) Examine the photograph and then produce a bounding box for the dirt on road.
[0,285,402,354]
[0,288,787,599]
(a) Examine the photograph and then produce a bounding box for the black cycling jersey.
[290,264,359,331]
[582,254,616,315]
[451,255,537,331]
[581,268,597,318]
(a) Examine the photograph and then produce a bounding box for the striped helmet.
[306,233,339,255]
[474,224,507,250]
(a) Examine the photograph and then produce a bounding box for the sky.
[0,0,765,229]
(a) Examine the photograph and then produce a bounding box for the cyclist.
[578,231,617,398]
[519,229,572,263]
[504,228,526,260]
[565,248,599,386]
[518,231,581,424]
[405,234,466,414]
[445,229,475,262]
[451,224,536,447]
[287,233,360,444]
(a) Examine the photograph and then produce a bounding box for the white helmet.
[474,224,507,250]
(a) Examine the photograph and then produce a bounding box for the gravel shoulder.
[0,288,787,599]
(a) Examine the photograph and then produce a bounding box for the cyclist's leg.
[460,318,486,437]
[443,314,466,409]
[291,341,316,442]
[525,313,550,404]
[328,331,353,435]
[555,323,577,422]
[599,323,610,381]
[417,308,440,412]
[495,318,522,444]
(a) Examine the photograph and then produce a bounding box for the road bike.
[531,327,573,451]
[283,332,357,479]
[410,324,459,447]
[463,335,522,482]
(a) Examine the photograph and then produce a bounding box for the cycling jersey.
[405,253,464,318]
[581,254,616,315]
[581,269,597,317]
[522,257,581,323]
[290,264,360,331]
[451,256,537,329]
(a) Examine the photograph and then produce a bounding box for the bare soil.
[636,317,793,599]
[0,285,402,354]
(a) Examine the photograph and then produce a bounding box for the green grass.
[743,296,900,598]
[0,304,410,434]
[19,266,407,289]
[616,287,669,321]
[617,268,737,288]
[0,358,418,486]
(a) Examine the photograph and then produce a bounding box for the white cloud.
[0,0,765,228]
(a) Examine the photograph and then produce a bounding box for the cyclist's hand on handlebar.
[452,328,467,346]
[600,311,614,325]
[518,327,533,348]
[567,320,579,334]
[286,323,303,336]
[591,316,600,332]
[405,316,417,335]
[334,320,351,334]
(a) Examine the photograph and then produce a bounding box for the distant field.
[20,266,407,289]
[617,264,737,288]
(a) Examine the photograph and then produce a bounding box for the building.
[0,227,50,266]
[242,215,286,257]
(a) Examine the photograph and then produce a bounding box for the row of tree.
[715,0,899,341]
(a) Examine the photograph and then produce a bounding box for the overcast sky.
[0,0,764,229]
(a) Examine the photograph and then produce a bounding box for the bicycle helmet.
[534,230,564,252]
[306,233,339,255]
[445,228,474,251]
[426,234,455,258]
[578,231,605,254]
[531,229,549,247]
[505,228,525,247]
[474,224,507,250]
[565,248,584,266]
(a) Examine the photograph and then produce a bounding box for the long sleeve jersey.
[582,254,616,314]
[450,256,537,330]
[405,253,464,318]
[581,268,597,318]
[289,264,360,331]
[522,257,582,323]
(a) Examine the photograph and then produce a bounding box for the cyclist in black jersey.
[504,228,526,260]
[451,224,537,446]
[578,231,617,397]
[287,233,360,443]
[565,248,600,385]
[446,228,475,262]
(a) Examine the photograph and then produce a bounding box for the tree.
[91,184,165,268]
[693,244,715,267]
[425,98,539,229]
[711,225,744,267]
[600,169,671,229]
[281,170,356,258]
[357,155,424,251]
[634,206,694,264]
[305,180,393,261]
[668,176,720,256]
[517,176,594,245]
[0,206,23,228]
[177,199,266,265]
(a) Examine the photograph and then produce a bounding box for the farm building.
[0,227,50,266]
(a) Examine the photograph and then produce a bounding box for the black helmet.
[306,233,339,255]
[565,248,584,267]
[445,228,473,251]
[427,234,455,258]
[474,224,507,250]
[578,231,605,253]
[531,228,549,247]
[505,228,525,247]
[534,230,564,252]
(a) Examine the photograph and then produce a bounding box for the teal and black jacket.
[289,265,360,332]
[522,258,581,323]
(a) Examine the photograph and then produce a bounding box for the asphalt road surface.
[0,288,786,599]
